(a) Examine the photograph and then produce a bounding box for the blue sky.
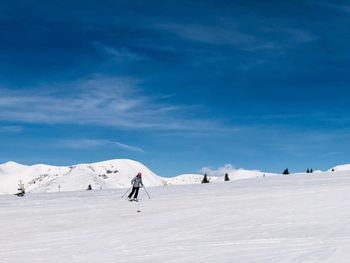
[1,0,350,176]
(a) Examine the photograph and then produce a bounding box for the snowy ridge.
[0,159,167,195]
[1,159,350,195]
[214,168,277,181]
[167,174,218,185]
[167,169,276,185]
[328,164,350,172]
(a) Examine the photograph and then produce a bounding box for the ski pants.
[128,187,140,199]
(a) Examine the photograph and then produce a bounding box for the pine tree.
[310,168,313,173]
[201,173,210,183]
[306,169,310,173]
[282,168,289,175]
[224,173,230,181]
[86,184,92,191]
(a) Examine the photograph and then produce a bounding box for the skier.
[128,172,143,201]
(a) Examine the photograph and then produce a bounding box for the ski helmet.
[137,172,142,177]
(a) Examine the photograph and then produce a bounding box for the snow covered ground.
[2,170,350,262]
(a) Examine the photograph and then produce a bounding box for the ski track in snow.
[2,173,350,262]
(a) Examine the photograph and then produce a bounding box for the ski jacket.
[131,176,143,188]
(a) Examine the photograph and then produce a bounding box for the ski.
[128,198,140,202]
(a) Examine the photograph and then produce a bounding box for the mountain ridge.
[0,159,349,195]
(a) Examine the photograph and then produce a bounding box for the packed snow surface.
[2,171,350,262]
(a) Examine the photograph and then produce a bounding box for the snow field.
[2,172,350,262]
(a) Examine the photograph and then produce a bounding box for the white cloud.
[200,164,266,180]
[92,42,146,61]
[158,22,314,52]
[0,125,23,133]
[113,141,144,153]
[200,164,237,177]
[157,23,274,51]
[317,1,350,14]
[57,138,144,153]
[0,75,226,132]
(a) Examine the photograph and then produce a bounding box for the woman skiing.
[128,172,143,201]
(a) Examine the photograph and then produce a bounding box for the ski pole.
[121,186,132,199]
[143,185,151,199]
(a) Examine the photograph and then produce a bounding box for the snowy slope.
[328,164,350,172]
[0,159,166,194]
[2,159,350,195]
[2,171,350,262]
[167,174,218,185]
[214,168,278,181]
[0,159,276,195]
[166,168,278,185]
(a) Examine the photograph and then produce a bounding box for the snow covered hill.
[328,164,350,172]
[167,174,217,185]
[2,171,350,262]
[0,159,275,194]
[1,159,350,195]
[214,168,278,181]
[0,159,167,195]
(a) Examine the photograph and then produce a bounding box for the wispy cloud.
[157,23,275,51]
[157,22,314,52]
[316,1,350,13]
[92,42,146,62]
[0,75,227,132]
[113,141,144,152]
[0,125,23,133]
[282,28,315,43]
[57,138,144,153]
